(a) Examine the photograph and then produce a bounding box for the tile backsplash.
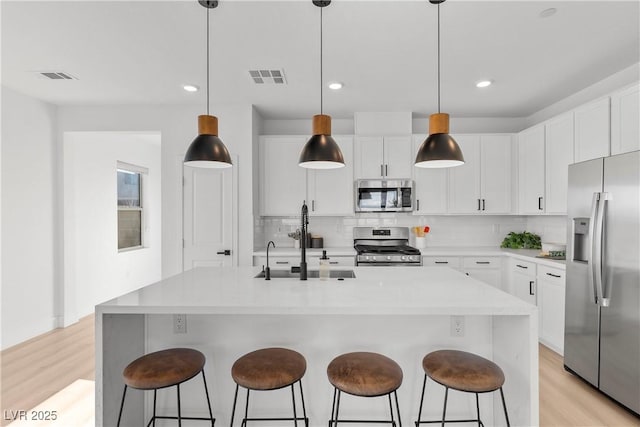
[254,214,567,249]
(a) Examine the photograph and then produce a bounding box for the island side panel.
[97,313,145,427]
[143,314,497,427]
[493,313,539,427]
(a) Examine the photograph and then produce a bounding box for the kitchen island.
[96,266,538,426]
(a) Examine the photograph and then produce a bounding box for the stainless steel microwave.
[355,179,414,212]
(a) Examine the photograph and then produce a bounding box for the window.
[117,163,147,251]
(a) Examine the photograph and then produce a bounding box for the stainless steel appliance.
[354,227,422,266]
[564,151,640,416]
[355,179,414,213]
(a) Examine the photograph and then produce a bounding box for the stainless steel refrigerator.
[564,150,640,416]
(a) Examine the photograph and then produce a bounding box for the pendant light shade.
[184,115,232,168]
[299,0,345,170]
[414,0,464,169]
[184,0,232,168]
[415,113,464,168]
[299,114,345,169]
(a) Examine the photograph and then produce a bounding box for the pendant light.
[299,0,345,170]
[415,0,464,169]
[184,0,232,168]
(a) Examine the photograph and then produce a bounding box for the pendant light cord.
[320,6,324,115]
[437,2,441,113]
[206,7,210,116]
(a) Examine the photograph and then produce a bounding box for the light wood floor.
[1,315,94,427]
[2,317,639,426]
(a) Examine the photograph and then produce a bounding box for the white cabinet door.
[480,135,512,214]
[518,125,545,214]
[307,136,354,216]
[354,136,384,179]
[574,97,610,162]
[260,136,307,216]
[467,269,502,290]
[512,270,537,305]
[412,135,448,214]
[539,269,566,354]
[383,136,413,178]
[448,135,481,213]
[611,83,640,155]
[545,113,574,214]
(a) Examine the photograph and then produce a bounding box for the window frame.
[117,162,148,252]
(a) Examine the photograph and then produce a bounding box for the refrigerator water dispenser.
[572,217,589,262]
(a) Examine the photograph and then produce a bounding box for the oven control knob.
[401,256,407,261]
[386,256,392,260]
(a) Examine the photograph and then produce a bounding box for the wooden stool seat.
[123,348,206,390]
[327,351,403,397]
[231,347,306,391]
[422,350,505,393]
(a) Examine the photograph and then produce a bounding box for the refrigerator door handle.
[588,192,600,305]
[595,192,610,307]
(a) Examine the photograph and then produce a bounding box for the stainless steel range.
[354,227,422,266]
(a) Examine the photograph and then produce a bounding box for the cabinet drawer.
[463,256,501,269]
[538,265,565,285]
[308,256,355,267]
[422,256,461,268]
[254,256,300,269]
[511,259,536,276]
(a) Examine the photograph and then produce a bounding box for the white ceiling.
[2,1,639,119]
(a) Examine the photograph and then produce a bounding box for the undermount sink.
[254,269,356,279]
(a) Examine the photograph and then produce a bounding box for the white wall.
[57,103,256,278]
[63,132,162,322]
[1,87,58,349]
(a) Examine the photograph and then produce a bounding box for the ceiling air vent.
[37,71,78,80]
[248,69,286,85]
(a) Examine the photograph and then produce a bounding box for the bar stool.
[116,347,214,427]
[415,350,510,427]
[230,347,308,426]
[327,351,403,426]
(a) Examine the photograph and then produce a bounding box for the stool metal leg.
[153,389,157,427]
[177,383,183,427]
[394,390,402,427]
[335,389,342,427]
[415,374,427,427]
[201,370,215,426]
[291,384,299,427]
[230,384,239,427]
[388,394,396,427]
[329,388,337,427]
[116,385,128,427]
[298,381,309,427]
[242,389,250,427]
[499,387,510,427]
[475,393,480,427]
[441,387,449,427]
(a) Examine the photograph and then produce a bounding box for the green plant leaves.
[500,231,542,249]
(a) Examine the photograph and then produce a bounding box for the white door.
[307,136,354,216]
[183,165,234,269]
[383,135,413,178]
[354,136,384,179]
[574,97,610,162]
[480,135,513,214]
[545,113,574,214]
[260,136,307,216]
[448,134,481,213]
[518,125,546,214]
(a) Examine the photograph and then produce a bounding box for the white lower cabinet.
[510,258,537,306]
[538,265,566,354]
[254,255,355,269]
[461,256,503,290]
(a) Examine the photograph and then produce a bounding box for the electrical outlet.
[173,314,187,334]
[450,315,465,337]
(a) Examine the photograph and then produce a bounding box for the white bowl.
[541,242,566,253]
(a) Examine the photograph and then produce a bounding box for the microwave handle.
[385,164,388,176]
[416,199,420,211]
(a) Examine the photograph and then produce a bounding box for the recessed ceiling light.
[476,80,492,88]
[328,82,343,90]
[183,84,199,92]
[539,8,557,18]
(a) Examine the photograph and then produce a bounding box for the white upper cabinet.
[354,136,413,179]
[611,83,640,156]
[448,134,512,214]
[574,97,610,162]
[412,135,448,214]
[260,136,308,216]
[544,113,574,214]
[306,136,354,216]
[518,124,546,214]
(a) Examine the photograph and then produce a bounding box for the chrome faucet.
[300,202,309,280]
[265,240,275,280]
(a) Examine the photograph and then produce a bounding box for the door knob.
[216,250,231,256]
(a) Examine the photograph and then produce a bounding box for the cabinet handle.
[275,261,290,265]
[465,273,470,276]
[546,272,562,278]
[529,280,535,295]
[516,264,528,269]
[329,261,339,265]
[417,199,420,211]
[482,199,486,211]
[538,196,543,211]
[312,200,315,211]
[476,261,491,265]
[380,164,384,177]
[435,261,449,264]
[477,199,481,211]
[385,164,388,176]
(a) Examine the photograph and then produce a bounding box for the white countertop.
[97,266,535,316]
